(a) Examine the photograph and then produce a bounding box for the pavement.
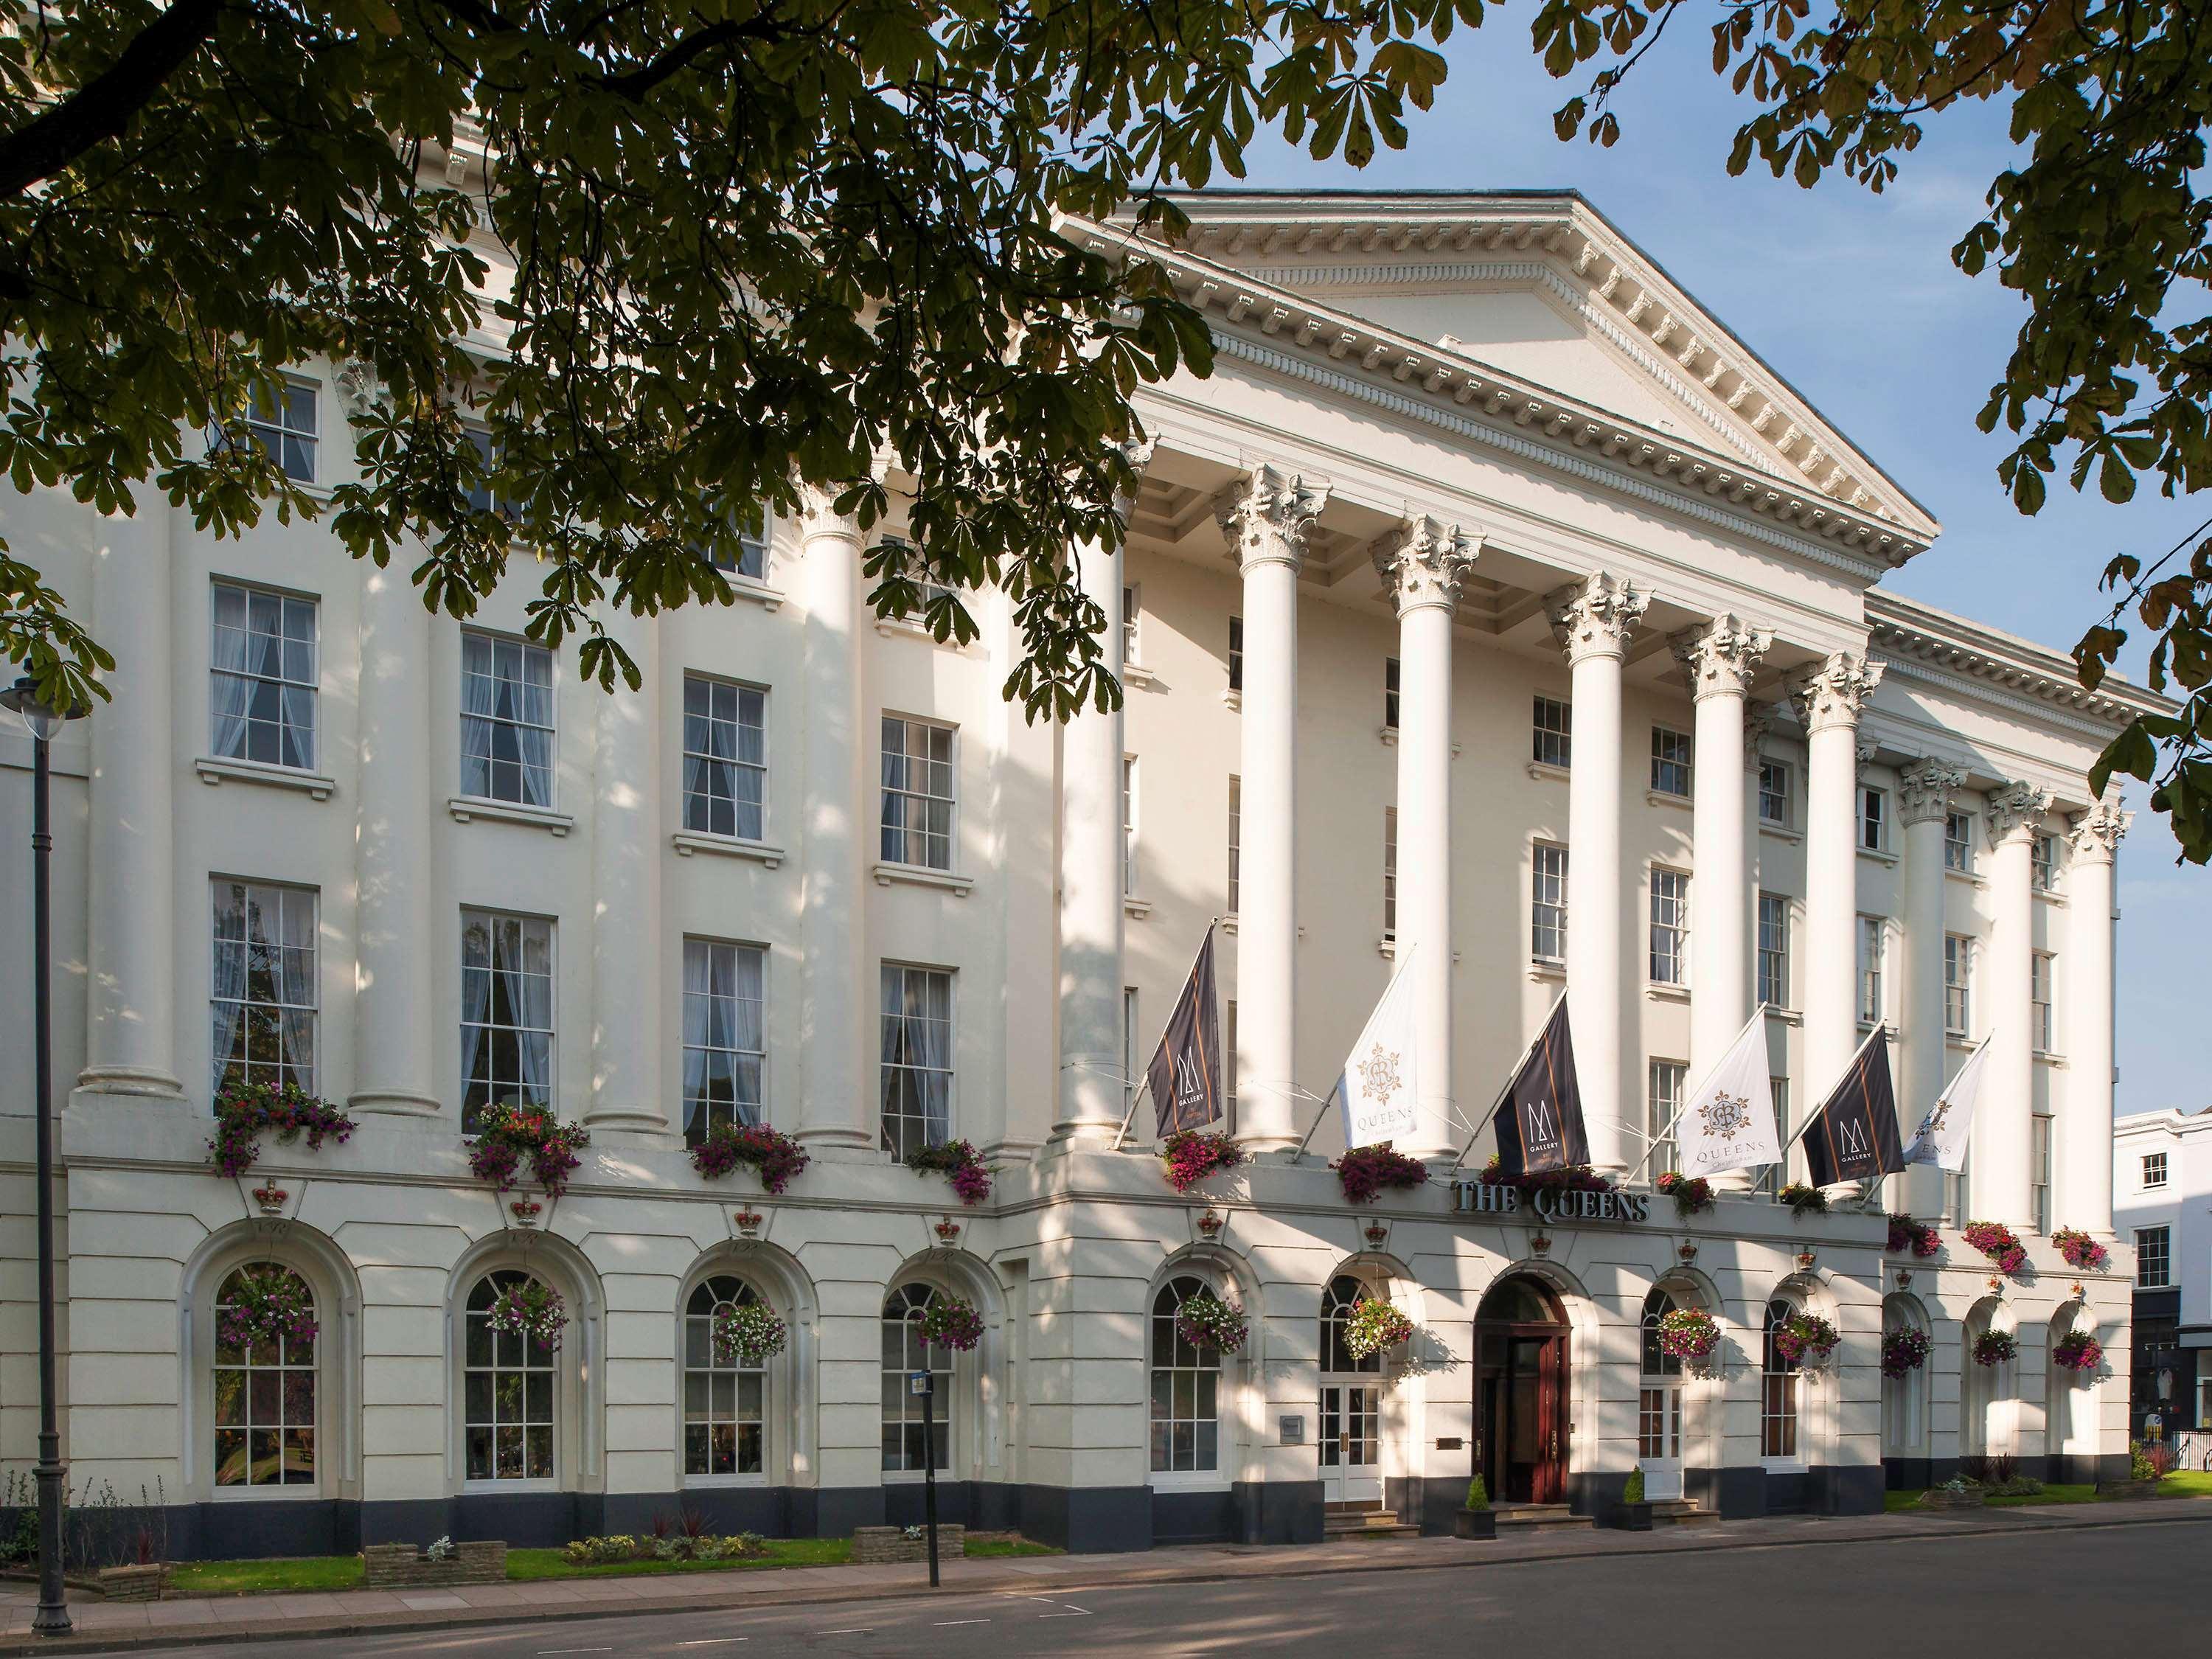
[0,1496,2205,1655]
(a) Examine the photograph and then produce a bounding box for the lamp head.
[0,676,91,743]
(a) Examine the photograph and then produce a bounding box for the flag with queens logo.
[1335,952,1420,1150]
[1673,1012,1781,1178]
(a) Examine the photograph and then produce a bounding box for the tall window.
[682,939,765,1144]
[1639,1288,1683,1463]
[1532,844,1569,961]
[1649,869,1688,985]
[1123,754,1138,894]
[1756,1078,1789,1198]
[1384,657,1401,731]
[214,1265,316,1487]
[700,509,768,580]
[1228,616,1243,692]
[1124,988,1140,1114]
[1761,1299,1801,1459]
[1650,726,1692,797]
[1882,1297,1930,1455]
[1757,894,1790,1007]
[1149,1276,1222,1474]
[880,716,956,870]
[879,964,953,1161]
[1758,759,1790,827]
[681,675,767,841]
[2031,1113,2053,1234]
[1227,776,1241,914]
[465,1270,556,1483]
[1860,787,1887,852]
[1858,917,1886,1024]
[882,1284,953,1472]
[1533,695,1572,768]
[1225,999,1238,1133]
[461,910,554,1133]
[2144,1152,2168,1190]
[1382,807,1398,941]
[2031,832,2060,892]
[1320,1276,1382,1374]
[2031,953,2056,1052]
[210,879,317,1096]
[1647,1061,1686,1178]
[209,582,316,771]
[684,1276,765,1477]
[229,375,319,481]
[1944,813,1973,873]
[461,631,555,808]
[1121,583,1141,667]
[2136,1225,2171,1289]
[1944,935,1972,1037]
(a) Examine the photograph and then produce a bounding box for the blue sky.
[1231,27,2207,1113]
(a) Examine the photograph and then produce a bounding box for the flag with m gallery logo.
[1803,1026,1907,1187]
[1493,995,1590,1175]
[1148,928,1224,1138]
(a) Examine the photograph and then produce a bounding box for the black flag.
[1149,928,1224,1138]
[1493,996,1590,1175]
[1802,1029,1906,1187]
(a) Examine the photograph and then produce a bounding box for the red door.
[1533,1332,1568,1503]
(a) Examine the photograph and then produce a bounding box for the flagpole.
[1113,922,1219,1152]
[1447,987,1568,1174]
[1288,1084,1340,1164]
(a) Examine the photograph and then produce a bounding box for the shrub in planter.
[918,1293,985,1352]
[1655,1172,1714,1217]
[216,1265,319,1354]
[207,1080,357,1178]
[1464,1475,1490,1513]
[1886,1213,1940,1257]
[1334,1144,1429,1205]
[1172,1292,1249,1355]
[1657,1307,1720,1363]
[2131,1439,2171,1482]
[1962,1220,2028,1276]
[487,1277,568,1350]
[1343,1298,1415,1359]
[2052,1330,2104,1374]
[1881,1326,1933,1378]
[1773,1312,1840,1365]
[1972,1329,2020,1367]
[1777,1181,1828,1216]
[469,1099,590,1197]
[906,1139,993,1206]
[1162,1130,1243,1193]
[1621,1467,1645,1503]
[2051,1228,2110,1272]
[690,1123,810,1194]
[712,1301,788,1366]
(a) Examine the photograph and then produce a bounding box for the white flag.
[1336,953,1419,1150]
[1674,1012,1781,1178]
[1902,1034,1990,1172]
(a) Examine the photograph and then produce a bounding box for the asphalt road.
[130,1517,2211,1658]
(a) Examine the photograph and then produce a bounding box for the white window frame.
[1944,934,1973,1037]
[1860,787,1888,853]
[1121,582,1141,667]
[1760,1297,1806,1470]
[1227,616,1242,693]
[1531,842,1568,963]
[212,1262,320,1492]
[229,373,319,482]
[1649,868,1689,986]
[1532,695,1572,769]
[1123,987,1140,1116]
[2032,832,2061,892]
[2136,1225,2171,1290]
[1756,893,1790,1009]
[1647,1060,1687,1178]
[1227,775,1241,916]
[2031,1113,2053,1234]
[681,1273,771,1485]
[1758,759,1790,827]
[2143,1152,2168,1191]
[681,673,768,844]
[1382,805,1398,942]
[210,877,319,1098]
[1123,753,1138,896]
[680,937,768,1144]
[882,1283,956,1477]
[209,579,319,772]
[1384,656,1401,732]
[1148,1275,1228,1486]
[462,1268,560,1489]
[1649,726,1692,798]
[460,629,557,810]
[1944,812,1974,873]
[459,908,556,1133]
[1858,915,1888,1026]
[2031,951,2056,1054]
[879,714,958,873]
[878,962,955,1162]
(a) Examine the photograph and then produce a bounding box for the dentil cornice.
[1546,571,1649,664]
[1788,653,1885,734]
[1373,515,1481,614]
[2069,793,2132,862]
[1897,758,1968,827]
[1986,779,2054,847]
[1672,613,1773,702]
[1217,464,1329,574]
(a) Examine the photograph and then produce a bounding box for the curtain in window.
[459,915,493,1105]
[728,946,763,1124]
[681,680,714,819]
[210,884,251,1085]
[507,919,552,1102]
[917,971,950,1142]
[279,890,316,1079]
[510,646,552,807]
[460,635,499,799]
[209,587,255,760]
[682,940,715,1135]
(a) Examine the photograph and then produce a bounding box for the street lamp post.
[4,675,88,1636]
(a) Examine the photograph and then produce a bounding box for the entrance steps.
[1492,1503,1594,1534]
[1649,1500,1721,1528]
[1323,1504,1423,1540]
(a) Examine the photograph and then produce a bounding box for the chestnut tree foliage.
[0,0,1475,718]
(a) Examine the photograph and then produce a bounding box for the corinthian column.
[588,608,667,1133]
[2064,794,2129,1237]
[1896,758,1966,1214]
[1374,516,1480,1161]
[1789,654,1883,1113]
[1673,614,1770,1189]
[1217,465,1327,1151]
[1546,572,1649,1175]
[1983,779,2053,1227]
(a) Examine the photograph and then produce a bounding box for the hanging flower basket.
[216,1265,318,1354]
[1343,1298,1416,1359]
[468,1100,590,1197]
[1778,1182,1829,1217]
[1881,1327,1933,1378]
[1478,1155,1614,1197]
[208,1081,357,1178]
[1658,1307,1721,1363]
[1655,1172,1714,1218]
[711,1301,788,1366]
[1773,1312,1840,1366]
[906,1140,993,1206]
[1334,1144,1430,1205]
[1886,1213,1941,1257]
[691,1123,810,1194]
[486,1278,568,1350]
[1173,1292,1249,1355]
[2052,1330,2103,1374]
[1962,1220,2028,1277]
[918,1293,985,1352]
[1972,1329,2020,1368]
[2051,1228,2110,1273]
[1162,1130,1244,1193]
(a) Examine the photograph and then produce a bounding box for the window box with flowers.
[1343,1298,1416,1360]
[1881,1327,1933,1378]
[2051,1228,2110,1273]
[1972,1329,2019,1368]
[1162,1130,1243,1193]
[1658,1307,1721,1366]
[1172,1292,1249,1356]
[1478,1156,1615,1199]
[1778,1182,1829,1217]
[2052,1331,2103,1375]
[1773,1312,1840,1366]
[906,1139,993,1206]
[691,1122,810,1194]
[207,1080,358,1178]
[1333,1144,1429,1205]
[1962,1220,2028,1277]
[1655,1172,1714,1218]
[469,1100,589,1197]
[1886,1214,1940,1257]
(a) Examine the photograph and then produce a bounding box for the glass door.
[1318,1382,1383,1505]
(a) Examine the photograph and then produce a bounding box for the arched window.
[1638,1288,1683,1469]
[1150,1276,1222,1475]
[684,1275,765,1478]
[881,1284,952,1473]
[465,1270,556,1484]
[1639,1288,1682,1380]
[213,1265,316,1488]
[1761,1298,1801,1461]
[1320,1275,1382,1374]
[1882,1294,1930,1455]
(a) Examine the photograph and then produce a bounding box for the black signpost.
[911,1370,941,1587]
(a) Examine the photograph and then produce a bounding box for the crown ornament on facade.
[1672,612,1773,700]
[1787,652,1884,733]
[1986,779,2054,847]
[1545,571,1648,663]
[1217,464,1329,575]
[2069,792,2132,862]
[1897,757,1969,827]
[1372,515,1481,614]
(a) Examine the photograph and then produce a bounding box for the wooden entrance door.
[1476,1279,1569,1505]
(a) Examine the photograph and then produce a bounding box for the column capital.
[796,481,865,540]
[1373,515,1481,615]
[1744,700,1776,770]
[1545,571,1648,664]
[1217,463,1328,576]
[1111,436,1158,521]
[2069,792,2133,863]
[1788,652,1884,734]
[336,359,389,418]
[1985,779,2054,847]
[1897,757,1968,827]
[1672,613,1773,701]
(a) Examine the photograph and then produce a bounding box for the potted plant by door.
[1453,1474,1496,1540]
[1613,1467,1653,1531]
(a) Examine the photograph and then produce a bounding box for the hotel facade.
[0,186,2162,1557]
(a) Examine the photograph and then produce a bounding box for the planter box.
[1611,1501,1654,1532]
[97,1564,167,1603]
[852,1525,964,1565]
[2096,1478,2163,1500]
[1919,1487,1986,1510]
[361,1541,507,1588]
[1452,1509,1496,1540]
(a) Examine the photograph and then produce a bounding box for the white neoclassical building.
[0,184,2162,1557]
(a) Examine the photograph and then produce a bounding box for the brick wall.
[851,1525,964,1565]
[361,1541,509,1587]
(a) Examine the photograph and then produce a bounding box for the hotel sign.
[1450,1180,1652,1225]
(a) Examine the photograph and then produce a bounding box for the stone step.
[1649,1500,1722,1527]
[1322,1509,1423,1540]
[1492,1503,1595,1533]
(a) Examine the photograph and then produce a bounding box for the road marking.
[677,1642,749,1649]
[932,1618,991,1626]
[538,1649,615,1656]
[1038,1612,1093,1618]
[818,1630,874,1636]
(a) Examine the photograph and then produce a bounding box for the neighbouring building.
[2115,1109,2212,1455]
[0,176,2163,1558]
